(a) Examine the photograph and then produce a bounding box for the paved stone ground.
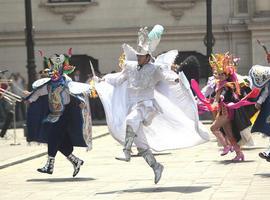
[1,125,270,200]
[0,128,46,168]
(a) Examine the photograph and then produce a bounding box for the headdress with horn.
[39,48,76,81]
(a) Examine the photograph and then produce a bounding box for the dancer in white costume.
[95,25,209,184]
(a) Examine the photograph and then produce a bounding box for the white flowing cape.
[95,50,209,152]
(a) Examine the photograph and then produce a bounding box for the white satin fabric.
[95,48,209,151]
[95,71,209,151]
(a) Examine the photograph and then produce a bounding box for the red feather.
[242,88,260,100]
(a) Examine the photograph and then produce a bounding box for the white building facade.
[0,0,270,80]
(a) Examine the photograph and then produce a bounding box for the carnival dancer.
[192,53,259,161]
[249,64,270,161]
[200,71,255,151]
[249,41,270,161]
[25,50,92,177]
[94,25,209,184]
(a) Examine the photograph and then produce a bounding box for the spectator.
[9,73,26,121]
[73,69,81,82]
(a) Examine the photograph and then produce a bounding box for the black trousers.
[44,114,73,157]
[0,111,13,137]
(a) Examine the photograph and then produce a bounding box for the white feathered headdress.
[136,24,164,55]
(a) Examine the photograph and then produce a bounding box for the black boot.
[67,154,84,177]
[37,156,55,174]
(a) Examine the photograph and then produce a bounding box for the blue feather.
[148,25,164,40]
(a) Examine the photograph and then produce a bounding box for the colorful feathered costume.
[249,65,270,160]
[192,53,259,161]
[25,50,92,176]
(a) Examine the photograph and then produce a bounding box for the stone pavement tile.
[210,192,246,199]
[221,179,252,186]
[0,129,46,162]
[194,177,224,185]
[246,188,270,194]
[180,195,213,200]
[177,198,209,200]
[147,193,179,200]
[0,126,109,170]
[2,125,270,200]
[245,194,270,200]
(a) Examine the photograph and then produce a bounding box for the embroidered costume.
[25,51,92,176]
[192,53,258,161]
[249,65,270,160]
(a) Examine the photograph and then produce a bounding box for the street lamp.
[204,0,215,76]
[24,0,37,90]
[206,0,214,57]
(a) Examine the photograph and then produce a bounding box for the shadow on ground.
[195,160,256,165]
[131,152,171,158]
[216,160,256,164]
[254,173,270,178]
[96,186,211,195]
[26,177,95,182]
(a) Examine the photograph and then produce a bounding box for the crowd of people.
[0,73,26,121]
[0,72,27,137]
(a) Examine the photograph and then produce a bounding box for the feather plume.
[148,24,164,53]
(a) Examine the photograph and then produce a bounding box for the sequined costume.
[25,51,92,176]
[192,53,258,161]
[95,25,209,184]
[249,65,270,160]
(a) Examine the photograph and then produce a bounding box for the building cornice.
[248,22,270,31]
[0,25,249,47]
